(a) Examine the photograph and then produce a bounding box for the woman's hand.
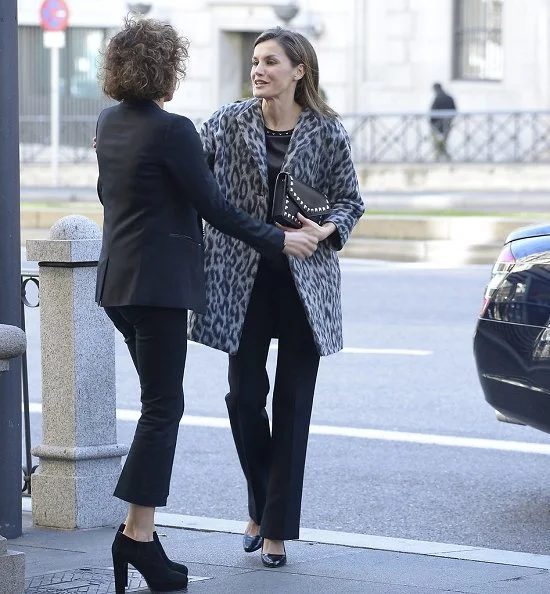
[279,215,336,258]
[281,216,320,259]
[296,214,336,242]
[92,136,97,150]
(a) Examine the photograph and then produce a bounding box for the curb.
[19,498,550,571]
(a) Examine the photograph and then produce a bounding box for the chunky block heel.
[113,558,128,594]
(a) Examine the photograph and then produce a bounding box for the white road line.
[332,347,432,356]
[27,402,550,455]
[188,341,433,356]
[19,498,550,570]
[339,261,489,272]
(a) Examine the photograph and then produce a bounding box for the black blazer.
[95,100,284,313]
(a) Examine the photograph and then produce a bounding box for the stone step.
[340,237,501,265]
[354,215,544,242]
[21,208,102,230]
[21,218,509,265]
[21,211,543,244]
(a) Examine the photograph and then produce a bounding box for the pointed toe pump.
[243,533,263,553]
[261,542,287,568]
[112,531,188,593]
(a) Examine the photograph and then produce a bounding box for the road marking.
[19,497,550,570]
[339,260,490,272]
[188,341,433,356]
[27,402,550,454]
[330,347,432,356]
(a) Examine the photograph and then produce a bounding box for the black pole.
[0,0,22,539]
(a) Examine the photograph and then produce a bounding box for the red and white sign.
[40,0,69,32]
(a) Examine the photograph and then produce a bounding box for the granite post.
[26,215,127,529]
[0,324,27,593]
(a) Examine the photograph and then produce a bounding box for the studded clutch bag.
[271,172,331,229]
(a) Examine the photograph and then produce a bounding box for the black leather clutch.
[271,172,331,229]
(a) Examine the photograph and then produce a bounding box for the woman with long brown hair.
[189,27,364,567]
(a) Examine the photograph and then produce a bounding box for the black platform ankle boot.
[112,531,188,593]
[117,523,188,575]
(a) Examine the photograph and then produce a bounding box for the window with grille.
[18,26,115,116]
[18,26,115,148]
[453,0,503,81]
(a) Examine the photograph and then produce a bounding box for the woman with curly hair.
[95,18,319,593]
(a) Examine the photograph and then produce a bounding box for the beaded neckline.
[265,127,294,137]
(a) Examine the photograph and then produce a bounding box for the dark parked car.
[474,223,550,434]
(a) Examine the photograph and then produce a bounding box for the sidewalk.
[9,507,550,593]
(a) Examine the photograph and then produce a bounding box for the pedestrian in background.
[189,26,365,568]
[95,17,318,593]
[430,82,457,161]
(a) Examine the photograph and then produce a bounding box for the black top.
[94,100,284,313]
[265,127,293,223]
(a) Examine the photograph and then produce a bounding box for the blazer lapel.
[236,100,269,193]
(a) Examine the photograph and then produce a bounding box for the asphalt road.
[21,259,550,555]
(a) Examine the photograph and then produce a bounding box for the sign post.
[40,0,69,187]
[0,0,22,539]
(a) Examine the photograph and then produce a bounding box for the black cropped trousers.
[104,305,188,507]
[226,258,320,540]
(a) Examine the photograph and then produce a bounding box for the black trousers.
[104,305,188,507]
[226,258,320,540]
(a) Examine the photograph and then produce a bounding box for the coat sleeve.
[324,121,365,250]
[199,110,219,172]
[164,115,284,258]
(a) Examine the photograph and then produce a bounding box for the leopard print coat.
[188,99,365,356]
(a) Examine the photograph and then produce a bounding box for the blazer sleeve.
[324,121,365,250]
[164,115,284,258]
[95,115,103,205]
[97,178,103,205]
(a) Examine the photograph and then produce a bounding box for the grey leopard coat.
[188,98,365,356]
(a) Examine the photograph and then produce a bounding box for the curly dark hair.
[100,17,190,101]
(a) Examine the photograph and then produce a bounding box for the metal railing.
[20,115,99,164]
[342,110,550,164]
[18,110,550,165]
[20,268,39,496]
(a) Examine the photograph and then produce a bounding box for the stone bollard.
[0,324,27,594]
[26,215,127,529]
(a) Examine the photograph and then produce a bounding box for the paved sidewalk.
[8,509,550,593]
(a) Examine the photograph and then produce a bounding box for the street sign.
[43,31,66,48]
[40,0,69,32]
[40,0,69,187]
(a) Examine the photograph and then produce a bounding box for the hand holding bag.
[271,172,331,229]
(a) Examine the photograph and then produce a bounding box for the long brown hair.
[254,27,338,119]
